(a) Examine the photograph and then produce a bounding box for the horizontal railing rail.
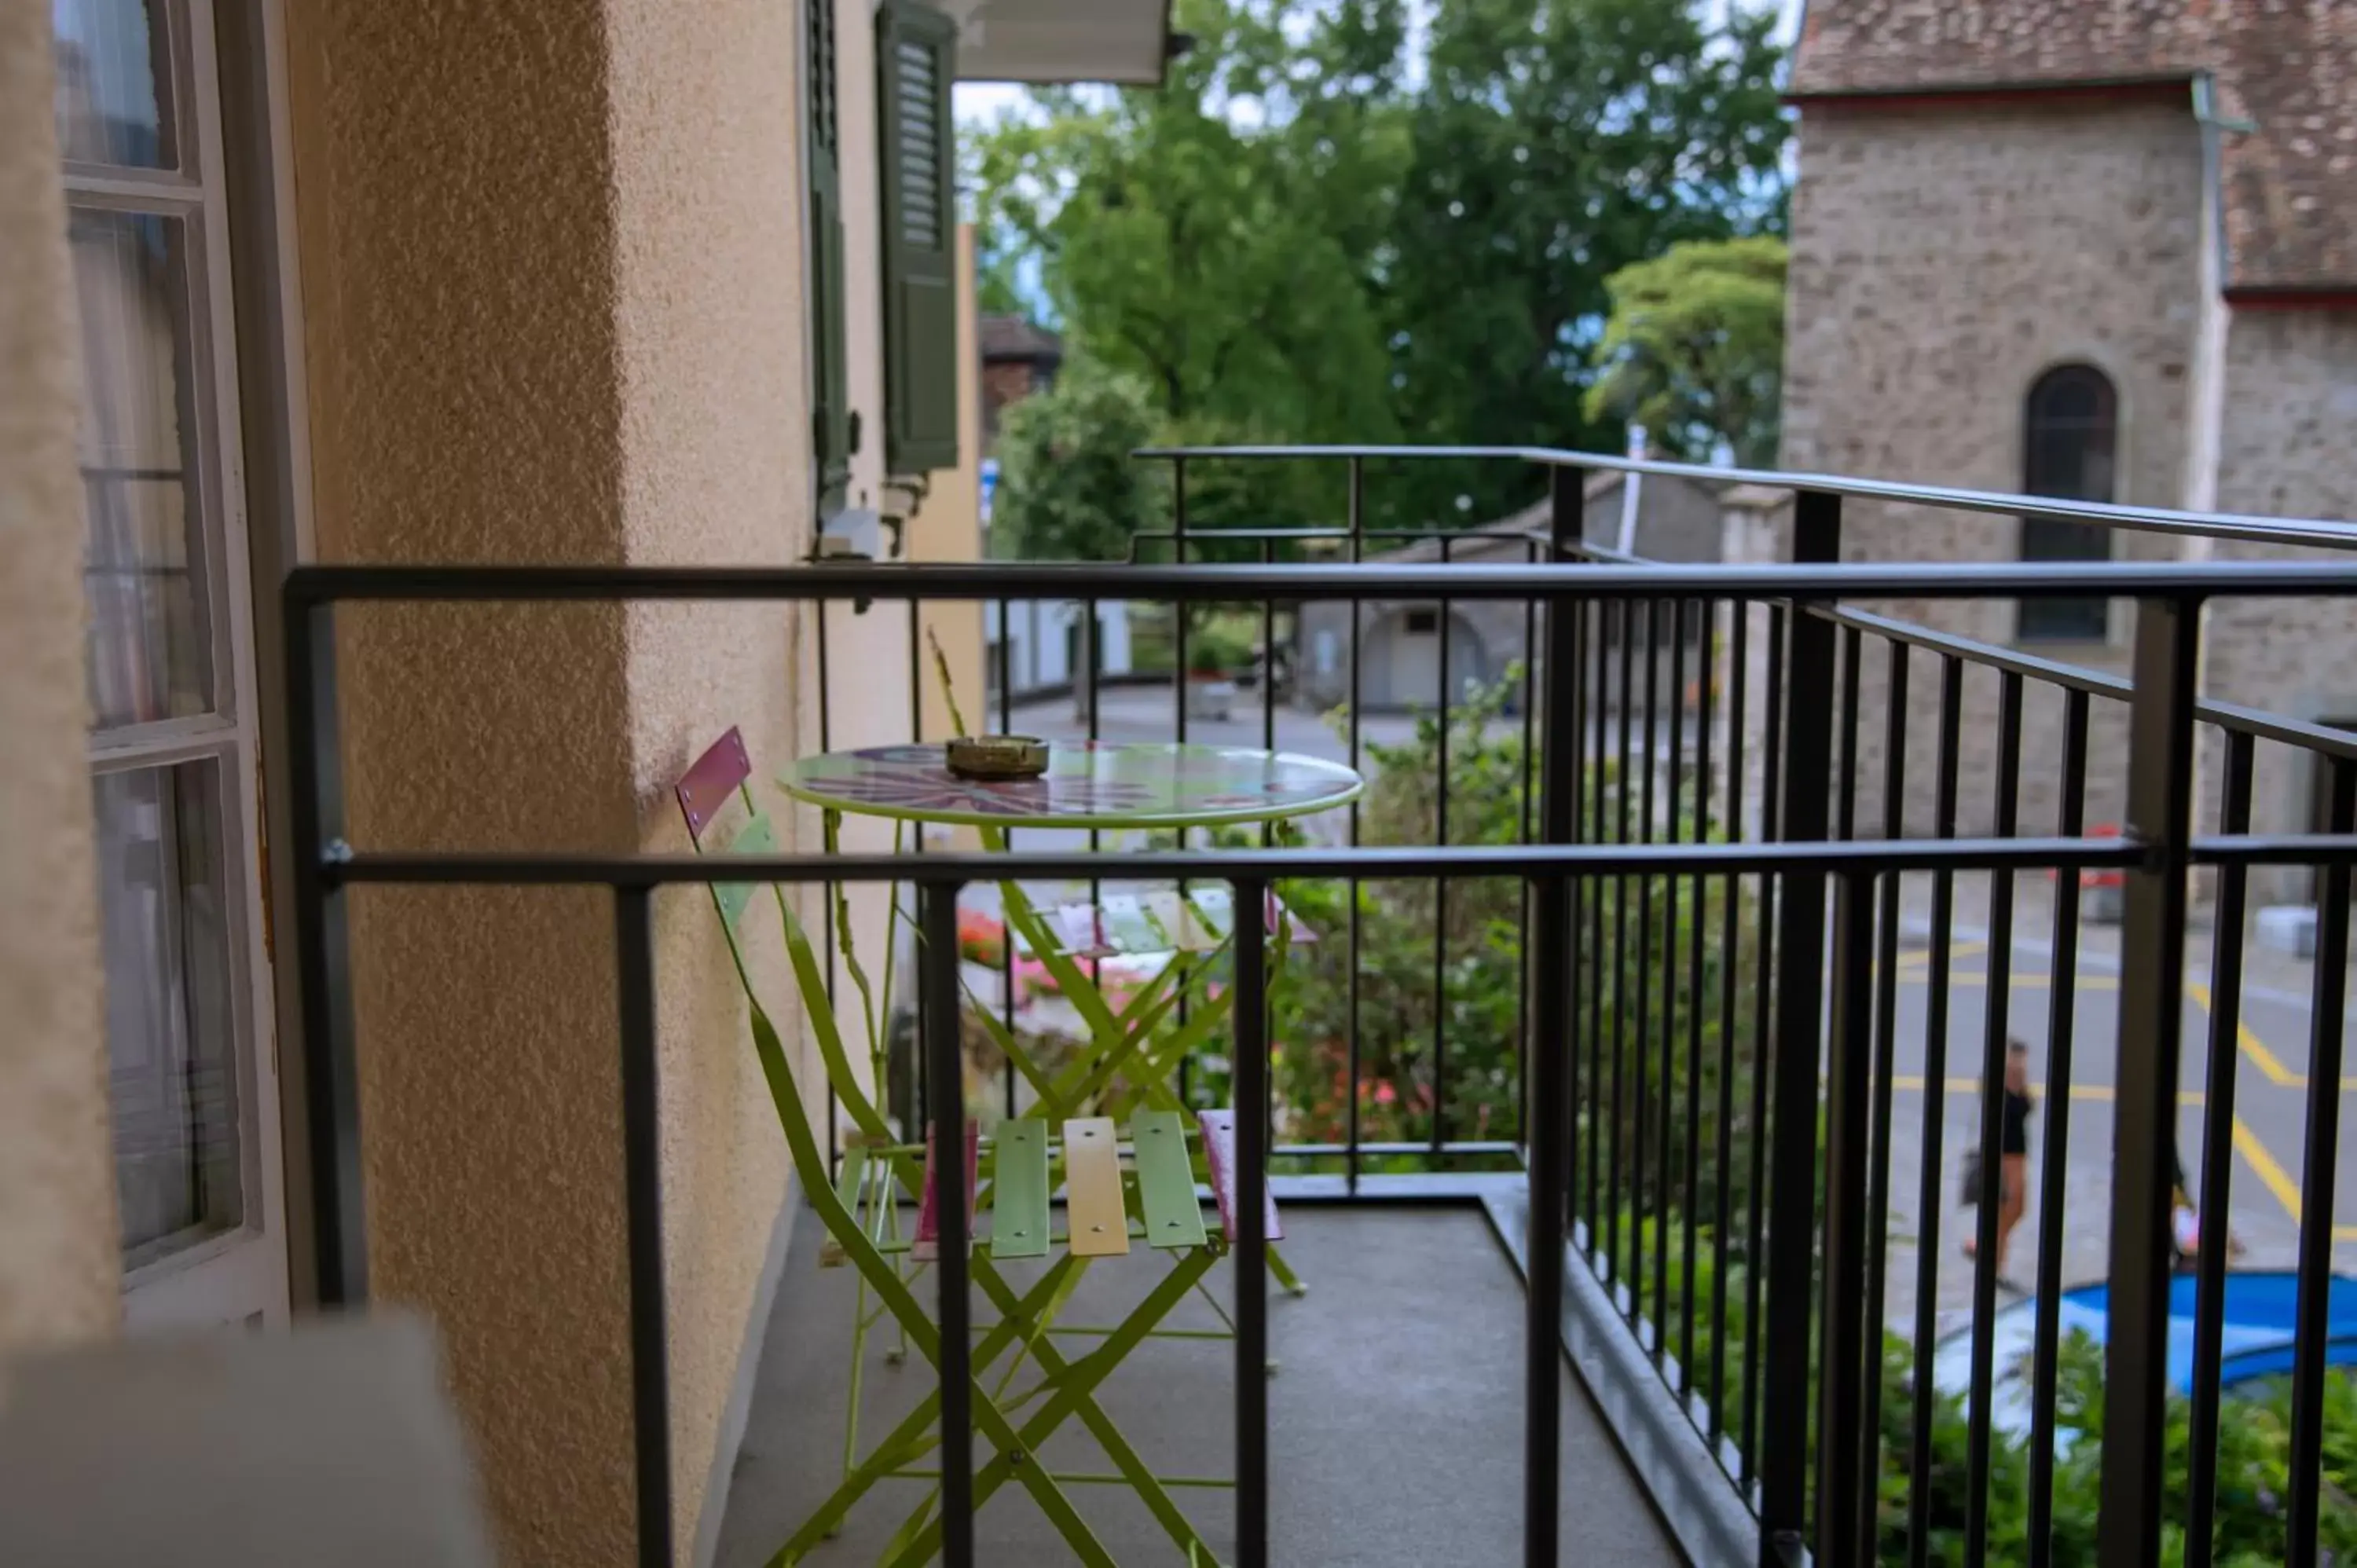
[286,557,2357,603]
[1136,441,2357,551]
[314,837,2357,885]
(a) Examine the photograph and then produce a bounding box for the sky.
[953,0,1807,126]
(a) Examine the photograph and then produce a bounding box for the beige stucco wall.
[0,0,119,1352]
[285,2,823,1560]
[1781,99,2209,838]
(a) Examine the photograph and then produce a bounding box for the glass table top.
[778,741,1365,830]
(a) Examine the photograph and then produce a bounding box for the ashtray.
[945,735,1049,779]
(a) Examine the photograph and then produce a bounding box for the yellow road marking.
[2226,1118,2357,1240]
[2232,1116,2308,1221]
[1896,940,1989,969]
[2186,980,2303,1086]
[1896,972,2120,991]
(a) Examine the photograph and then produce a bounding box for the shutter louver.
[809,0,852,506]
[878,0,959,476]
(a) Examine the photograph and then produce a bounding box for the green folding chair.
[677,729,1280,1566]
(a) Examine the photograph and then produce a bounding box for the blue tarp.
[1931,1271,2357,1437]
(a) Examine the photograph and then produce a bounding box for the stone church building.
[1758,1,2357,895]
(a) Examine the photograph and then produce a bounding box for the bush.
[1872,1328,2357,1565]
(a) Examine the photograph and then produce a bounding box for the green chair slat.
[819,1144,867,1268]
[991,1120,1051,1260]
[1130,1109,1207,1251]
[713,812,779,931]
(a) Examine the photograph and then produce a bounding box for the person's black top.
[2002,1088,2033,1156]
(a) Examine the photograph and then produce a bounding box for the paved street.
[1879,878,2357,1340]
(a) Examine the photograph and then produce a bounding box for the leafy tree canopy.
[988,362,1161,562]
[1585,235,1788,466]
[1380,0,1790,524]
[969,0,1791,540]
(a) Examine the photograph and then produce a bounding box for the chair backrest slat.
[676,727,753,845]
[713,812,779,932]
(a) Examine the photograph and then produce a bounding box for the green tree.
[968,0,1409,538]
[989,362,1161,562]
[1585,235,1788,465]
[1376,0,1789,527]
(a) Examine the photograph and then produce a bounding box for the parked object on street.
[1932,1271,2357,1442]
[2256,903,2322,958]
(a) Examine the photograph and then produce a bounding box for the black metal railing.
[286,447,2357,1568]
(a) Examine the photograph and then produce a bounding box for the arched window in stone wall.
[2018,364,2118,642]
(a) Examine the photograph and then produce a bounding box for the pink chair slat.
[912,1123,981,1262]
[675,727,753,844]
[1043,888,1318,961]
[1196,1108,1282,1245]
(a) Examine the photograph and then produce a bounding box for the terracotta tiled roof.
[977,313,1064,361]
[1790,1,2357,291]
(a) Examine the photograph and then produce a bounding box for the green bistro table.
[778,738,1363,1187]
[767,738,1361,1565]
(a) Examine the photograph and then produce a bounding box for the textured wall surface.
[1781,99,2207,837]
[2198,310,2357,897]
[285,1,823,1559]
[287,5,640,1561]
[605,0,816,1559]
[0,0,119,1350]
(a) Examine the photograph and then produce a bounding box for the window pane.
[71,206,214,728]
[95,760,244,1262]
[52,0,174,169]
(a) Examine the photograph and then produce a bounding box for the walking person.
[1963,1039,2035,1286]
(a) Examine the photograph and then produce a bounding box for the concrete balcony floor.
[715,1204,1679,1566]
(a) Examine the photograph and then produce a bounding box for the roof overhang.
[944,0,1175,87]
[2223,287,2357,313]
[1782,73,2195,115]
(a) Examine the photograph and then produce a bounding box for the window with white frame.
[54,0,285,1327]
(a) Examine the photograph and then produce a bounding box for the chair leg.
[843,1266,871,1485]
[768,1254,1105,1567]
[970,1252,1226,1566]
[884,1200,911,1367]
[878,1248,1220,1568]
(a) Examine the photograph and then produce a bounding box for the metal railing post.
[2097,595,2202,1568]
[1523,463,1583,1568]
[1235,877,1272,1568]
[1816,870,1877,1568]
[283,591,368,1306]
[921,881,975,1568]
[615,885,675,1568]
[1760,489,1840,1562]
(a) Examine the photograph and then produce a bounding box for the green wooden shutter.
[877,0,959,475]
[808,0,852,506]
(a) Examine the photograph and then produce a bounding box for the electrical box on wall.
[816,508,885,561]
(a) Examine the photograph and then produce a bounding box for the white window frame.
[60,0,288,1331]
